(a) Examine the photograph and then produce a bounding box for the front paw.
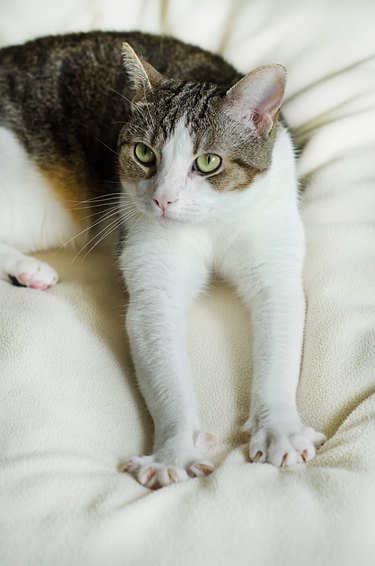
[244,419,326,467]
[120,454,214,489]
[120,432,215,489]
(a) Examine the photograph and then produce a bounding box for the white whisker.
[69,192,120,205]
[110,88,133,106]
[73,203,140,261]
[73,216,121,262]
[80,204,139,258]
[55,206,122,254]
[95,138,118,156]
[81,217,124,260]
[73,201,136,211]
[124,210,145,237]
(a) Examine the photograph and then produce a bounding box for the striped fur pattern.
[119,78,271,195]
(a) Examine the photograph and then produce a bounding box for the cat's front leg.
[120,230,214,489]
[244,275,325,465]
[225,234,326,467]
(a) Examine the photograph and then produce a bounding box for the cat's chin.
[156,215,188,229]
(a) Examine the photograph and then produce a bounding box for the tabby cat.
[0,31,325,489]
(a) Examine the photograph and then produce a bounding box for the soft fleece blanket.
[0,1,374,565]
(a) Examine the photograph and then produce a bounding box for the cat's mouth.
[159,214,184,226]
[155,209,186,227]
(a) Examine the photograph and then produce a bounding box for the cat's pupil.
[195,153,222,174]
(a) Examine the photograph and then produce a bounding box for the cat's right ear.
[122,42,164,100]
[225,64,286,135]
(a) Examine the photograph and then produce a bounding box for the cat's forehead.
[126,79,272,170]
[131,80,224,142]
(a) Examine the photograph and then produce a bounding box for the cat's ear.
[122,42,164,99]
[225,64,286,135]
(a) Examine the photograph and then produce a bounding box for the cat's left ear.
[122,42,164,99]
[225,64,286,135]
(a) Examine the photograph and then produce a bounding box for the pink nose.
[153,195,177,212]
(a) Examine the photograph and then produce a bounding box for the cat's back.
[0,31,240,184]
[0,32,138,158]
[0,31,240,125]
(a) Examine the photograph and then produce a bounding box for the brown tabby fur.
[0,31,243,215]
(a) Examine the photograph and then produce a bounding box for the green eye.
[195,153,222,174]
[134,143,156,165]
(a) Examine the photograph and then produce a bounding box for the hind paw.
[10,256,58,290]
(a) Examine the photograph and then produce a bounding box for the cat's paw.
[244,419,326,467]
[120,431,215,489]
[10,256,59,290]
[120,455,214,489]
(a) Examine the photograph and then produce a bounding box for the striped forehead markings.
[144,81,223,140]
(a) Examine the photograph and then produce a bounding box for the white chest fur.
[120,121,325,488]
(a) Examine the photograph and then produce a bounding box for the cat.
[0,31,326,489]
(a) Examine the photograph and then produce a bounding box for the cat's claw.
[244,419,326,467]
[121,431,215,489]
[10,256,59,290]
[120,455,214,489]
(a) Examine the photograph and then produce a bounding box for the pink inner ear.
[227,65,286,131]
[252,111,263,126]
[254,79,284,117]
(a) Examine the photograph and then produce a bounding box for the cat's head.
[118,42,286,227]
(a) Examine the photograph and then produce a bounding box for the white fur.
[122,120,228,227]
[120,121,325,486]
[0,126,82,286]
[0,118,325,484]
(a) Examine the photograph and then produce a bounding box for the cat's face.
[118,45,286,227]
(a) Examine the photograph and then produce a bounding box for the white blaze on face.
[153,118,194,208]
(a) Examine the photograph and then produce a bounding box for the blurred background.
[1,0,373,179]
[1,0,372,88]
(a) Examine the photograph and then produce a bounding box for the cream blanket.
[0,1,374,564]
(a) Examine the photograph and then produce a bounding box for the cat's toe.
[13,257,59,290]
[119,455,153,474]
[122,430,215,489]
[188,460,214,478]
[121,454,214,489]
[248,422,326,467]
[137,462,190,489]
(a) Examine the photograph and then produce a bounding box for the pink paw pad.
[18,273,32,283]
[29,281,49,290]
[12,257,59,290]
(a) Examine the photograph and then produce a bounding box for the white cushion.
[1,1,374,564]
